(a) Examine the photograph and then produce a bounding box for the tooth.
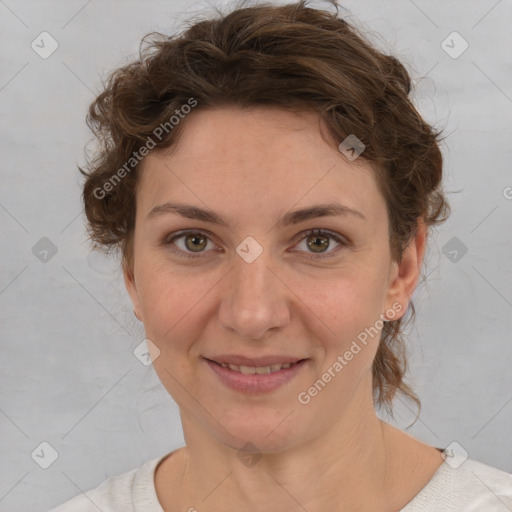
[255,366,272,374]
[221,362,297,374]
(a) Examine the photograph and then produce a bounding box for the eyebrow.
[146,201,366,227]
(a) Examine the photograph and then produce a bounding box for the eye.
[163,228,348,259]
[293,228,347,259]
[163,230,217,259]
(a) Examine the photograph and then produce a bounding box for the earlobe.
[384,220,427,318]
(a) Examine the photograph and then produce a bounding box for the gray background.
[1,0,511,510]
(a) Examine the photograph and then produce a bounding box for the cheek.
[287,265,389,385]
[136,263,207,350]
[136,268,208,404]
[293,274,385,411]
[289,262,388,333]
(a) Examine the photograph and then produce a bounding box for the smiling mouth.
[206,359,306,375]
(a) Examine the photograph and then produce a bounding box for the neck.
[170,377,401,512]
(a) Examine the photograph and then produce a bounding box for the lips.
[204,356,308,394]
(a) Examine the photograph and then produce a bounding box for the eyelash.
[162,228,348,260]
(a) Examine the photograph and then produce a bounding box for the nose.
[217,250,290,340]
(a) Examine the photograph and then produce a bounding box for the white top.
[49,452,512,511]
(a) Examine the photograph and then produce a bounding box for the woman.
[50,1,512,510]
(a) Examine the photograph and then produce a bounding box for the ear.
[384,220,427,320]
[123,263,143,322]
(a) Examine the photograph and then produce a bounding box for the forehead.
[168,106,338,163]
[137,107,385,227]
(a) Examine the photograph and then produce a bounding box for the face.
[125,106,423,452]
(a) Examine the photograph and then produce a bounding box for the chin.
[212,414,305,454]
[223,434,295,455]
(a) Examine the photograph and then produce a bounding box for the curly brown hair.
[80,0,449,414]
